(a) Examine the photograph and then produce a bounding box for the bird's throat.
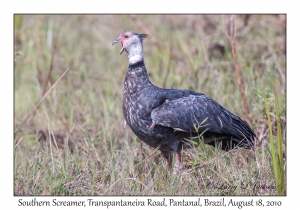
[129,55,143,65]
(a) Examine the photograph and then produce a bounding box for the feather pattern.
[112,31,255,169]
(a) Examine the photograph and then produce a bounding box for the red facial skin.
[112,32,132,54]
[119,33,130,54]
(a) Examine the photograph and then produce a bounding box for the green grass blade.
[265,95,280,194]
[273,78,285,195]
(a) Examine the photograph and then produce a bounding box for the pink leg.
[161,151,173,169]
[167,155,173,168]
[174,151,181,173]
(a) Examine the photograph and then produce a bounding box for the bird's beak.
[112,37,120,46]
[112,37,125,55]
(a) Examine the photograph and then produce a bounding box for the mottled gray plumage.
[112,31,255,170]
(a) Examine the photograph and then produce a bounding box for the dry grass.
[14,14,286,195]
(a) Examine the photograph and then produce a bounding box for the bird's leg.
[167,155,173,169]
[149,122,156,130]
[161,151,173,169]
[173,151,182,174]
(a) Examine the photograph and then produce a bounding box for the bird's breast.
[123,82,152,129]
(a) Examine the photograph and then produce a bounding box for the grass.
[265,78,285,195]
[14,14,286,195]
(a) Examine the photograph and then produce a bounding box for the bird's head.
[112,31,147,58]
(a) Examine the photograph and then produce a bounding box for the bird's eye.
[124,35,129,38]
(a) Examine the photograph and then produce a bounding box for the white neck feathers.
[129,55,143,64]
[127,39,144,65]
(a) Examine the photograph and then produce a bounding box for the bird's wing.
[151,94,254,140]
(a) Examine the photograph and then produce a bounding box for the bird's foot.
[172,165,181,176]
[172,152,182,175]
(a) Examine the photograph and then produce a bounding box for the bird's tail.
[208,117,255,150]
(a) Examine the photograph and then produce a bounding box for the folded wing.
[151,94,255,147]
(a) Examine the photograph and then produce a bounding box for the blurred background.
[14,15,286,195]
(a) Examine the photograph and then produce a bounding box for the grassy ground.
[14,15,286,195]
